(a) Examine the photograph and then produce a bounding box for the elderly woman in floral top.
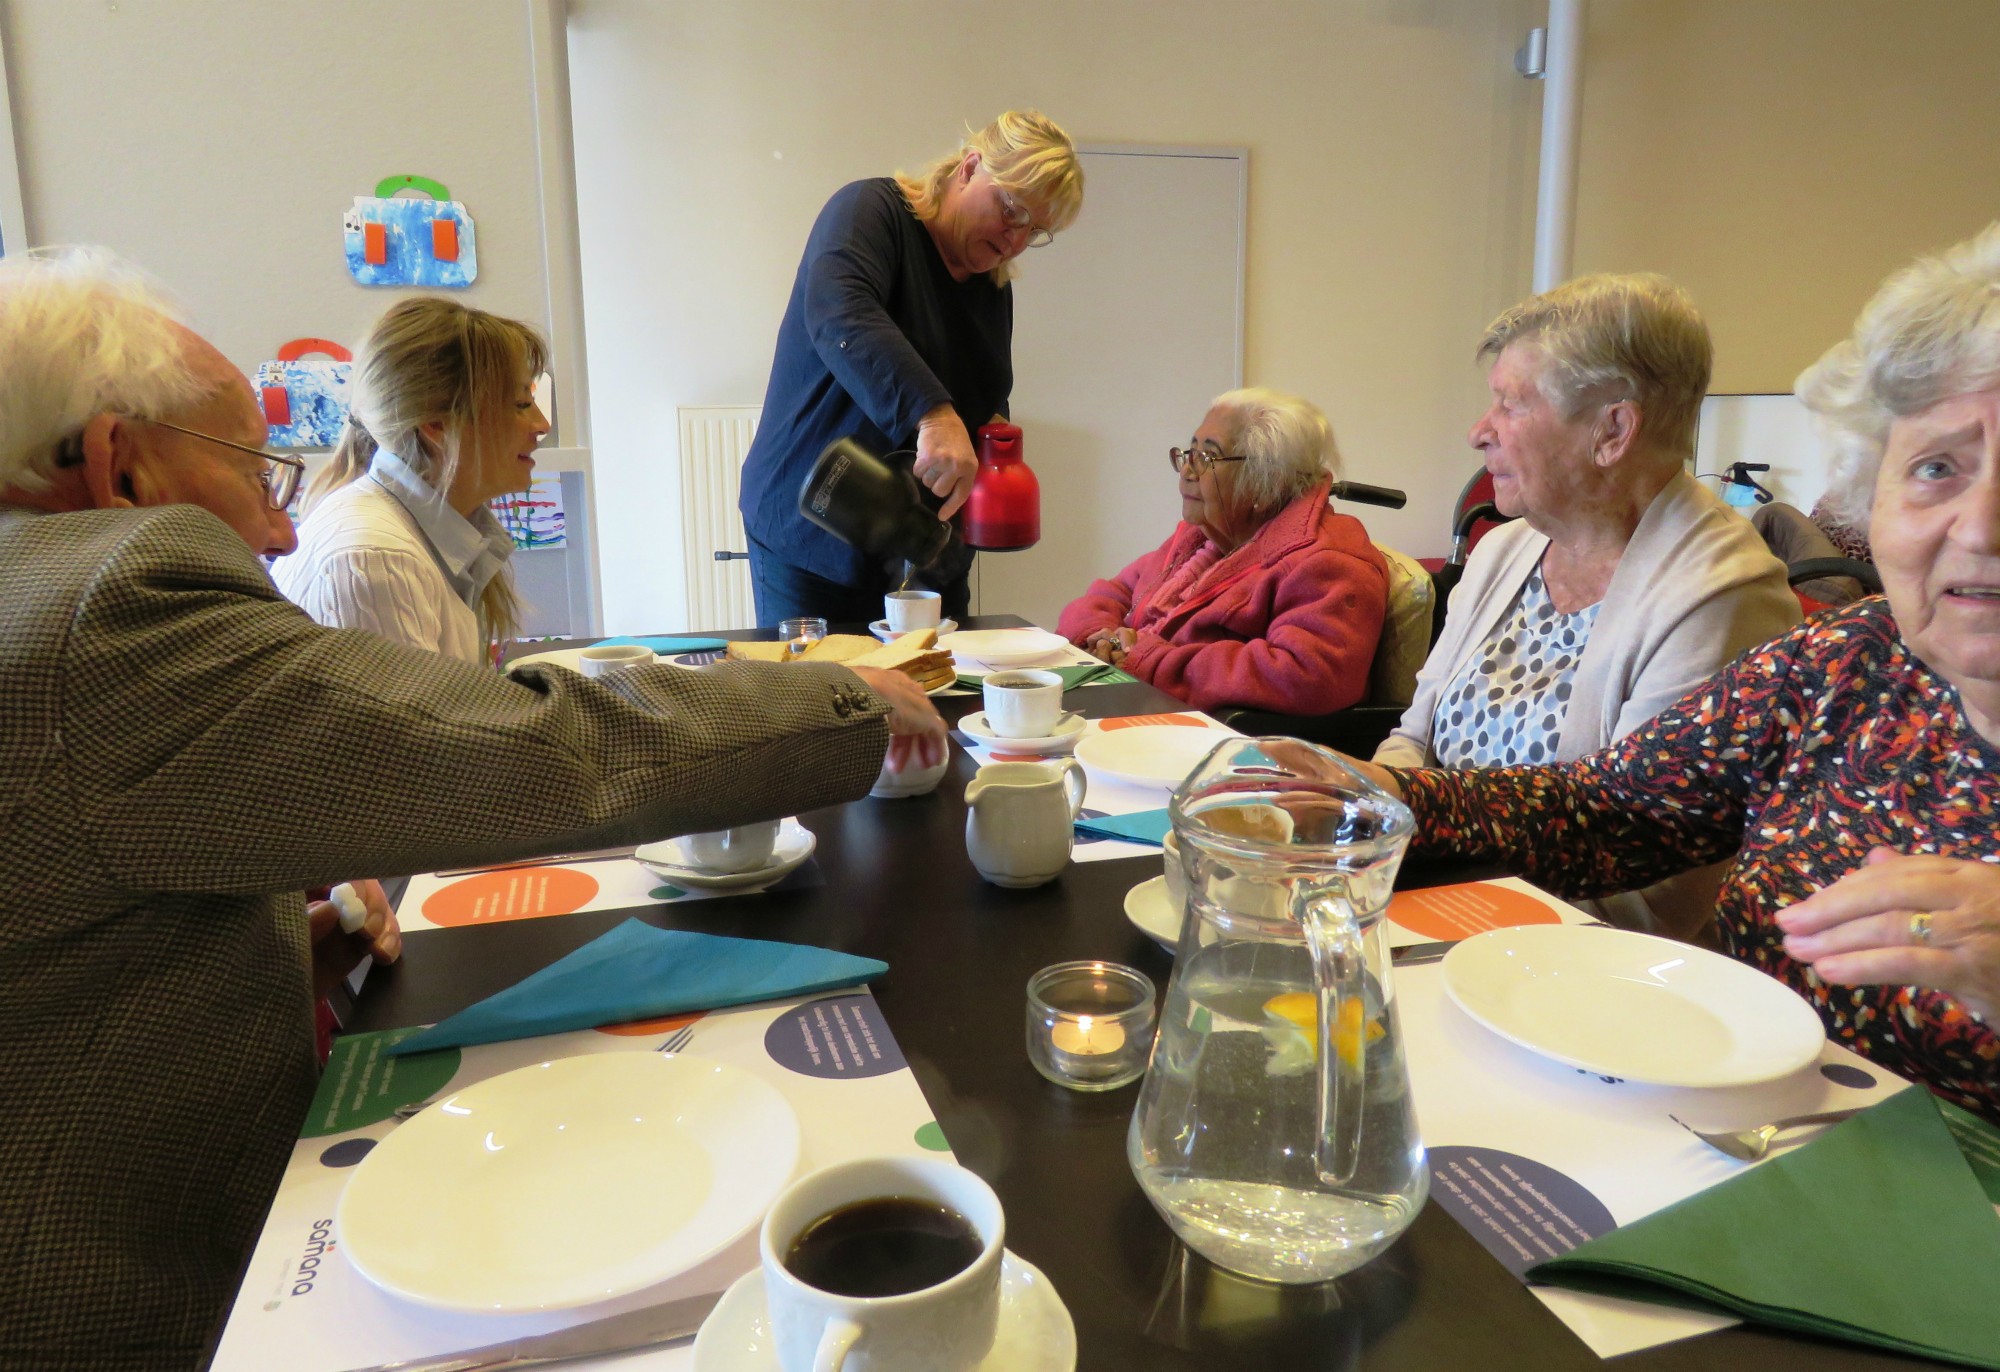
[1353,224,2000,1121]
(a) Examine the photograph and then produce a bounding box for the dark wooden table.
[349,623,1917,1371]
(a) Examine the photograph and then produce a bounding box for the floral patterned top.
[1396,598,2000,1121]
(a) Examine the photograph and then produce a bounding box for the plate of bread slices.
[721,628,958,694]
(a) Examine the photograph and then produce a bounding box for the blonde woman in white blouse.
[275,298,550,665]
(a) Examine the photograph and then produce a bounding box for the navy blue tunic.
[738,178,1013,588]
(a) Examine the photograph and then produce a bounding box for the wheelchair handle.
[1329,480,1407,509]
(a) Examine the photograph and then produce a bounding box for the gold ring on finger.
[1909,911,1934,945]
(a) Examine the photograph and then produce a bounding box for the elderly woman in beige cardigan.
[1376,274,1799,940]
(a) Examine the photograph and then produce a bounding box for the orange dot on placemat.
[1096,713,1208,731]
[421,867,600,927]
[597,1010,705,1037]
[1386,882,1563,941]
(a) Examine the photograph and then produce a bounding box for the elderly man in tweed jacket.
[0,249,945,1372]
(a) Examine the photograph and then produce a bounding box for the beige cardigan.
[1376,471,1800,938]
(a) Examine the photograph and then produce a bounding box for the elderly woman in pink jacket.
[1057,387,1387,714]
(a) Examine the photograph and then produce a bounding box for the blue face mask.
[1723,480,1762,509]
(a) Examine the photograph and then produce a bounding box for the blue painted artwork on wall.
[256,338,353,449]
[492,474,566,549]
[343,174,478,288]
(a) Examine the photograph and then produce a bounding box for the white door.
[977,146,1245,627]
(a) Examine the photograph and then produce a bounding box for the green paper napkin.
[956,663,1137,690]
[386,918,887,1057]
[1531,1087,2000,1369]
[1075,809,1172,846]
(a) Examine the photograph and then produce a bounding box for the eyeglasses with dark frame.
[143,419,306,510]
[993,186,1056,249]
[1168,445,1248,477]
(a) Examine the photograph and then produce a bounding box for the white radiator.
[677,405,760,630]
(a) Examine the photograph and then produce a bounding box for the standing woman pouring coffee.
[738,110,1084,626]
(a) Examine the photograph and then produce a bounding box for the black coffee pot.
[797,436,952,569]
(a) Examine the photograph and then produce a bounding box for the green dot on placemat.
[650,884,686,900]
[914,1121,951,1152]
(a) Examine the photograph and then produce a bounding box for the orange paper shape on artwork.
[363,221,388,265]
[421,866,601,927]
[431,217,459,262]
[260,385,291,426]
[1386,881,1564,941]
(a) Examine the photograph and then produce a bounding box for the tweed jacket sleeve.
[59,506,893,893]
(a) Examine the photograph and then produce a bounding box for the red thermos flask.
[957,422,1040,551]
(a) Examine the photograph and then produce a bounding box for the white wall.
[2,0,599,631]
[4,0,556,397]
[567,0,1545,630]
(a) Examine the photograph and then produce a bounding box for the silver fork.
[1670,1107,1864,1161]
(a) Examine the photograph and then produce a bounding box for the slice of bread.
[724,640,791,663]
[797,633,882,664]
[847,630,941,672]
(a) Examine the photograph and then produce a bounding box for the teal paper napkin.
[386,918,888,1056]
[956,663,1138,690]
[594,635,729,653]
[1075,809,1172,846]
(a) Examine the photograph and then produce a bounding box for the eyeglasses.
[994,186,1055,248]
[1168,445,1248,477]
[145,419,306,510]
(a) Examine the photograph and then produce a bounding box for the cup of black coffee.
[759,1157,1004,1372]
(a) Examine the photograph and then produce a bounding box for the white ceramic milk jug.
[963,760,1087,888]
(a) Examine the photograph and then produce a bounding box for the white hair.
[0,246,210,492]
[1207,386,1340,511]
[1478,273,1712,462]
[1797,221,2000,531]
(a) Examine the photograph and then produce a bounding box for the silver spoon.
[1670,1107,1864,1161]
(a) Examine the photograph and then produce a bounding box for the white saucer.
[958,711,1087,756]
[870,617,959,642]
[635,819,816,891]
[693,1252,1076,1371]
[1123,875,1182,950]
[509,646,661,674]
[1075,725,1229,791]
[937,627,1071,668]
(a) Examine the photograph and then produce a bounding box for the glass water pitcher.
[1128,737,1427,1284]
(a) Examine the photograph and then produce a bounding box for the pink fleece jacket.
[1057,478,1388,714]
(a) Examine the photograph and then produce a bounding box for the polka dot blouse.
[1394,598,2000,1122]
[1431,567,1597,769]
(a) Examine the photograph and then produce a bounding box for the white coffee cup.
[680,819,781,873]
[981,668,1064,739]
[1162,829,1187,921]
[884,590,943,633]
[761,1156,1005,1372]
[578,643,654,677]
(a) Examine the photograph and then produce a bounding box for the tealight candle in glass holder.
[1026,961,1156,1091]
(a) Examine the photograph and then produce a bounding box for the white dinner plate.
[869,617,959,642]
[1123,875,1181,950]
[693,1252,1076,1371]
[1441,925,1827,1088]
[958,710,1087,756]
[1075,725,1231,791]
[508,646,660,674]
[635,818,815,890]
[937,628,1071,668]
[338,1054,801,1312]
